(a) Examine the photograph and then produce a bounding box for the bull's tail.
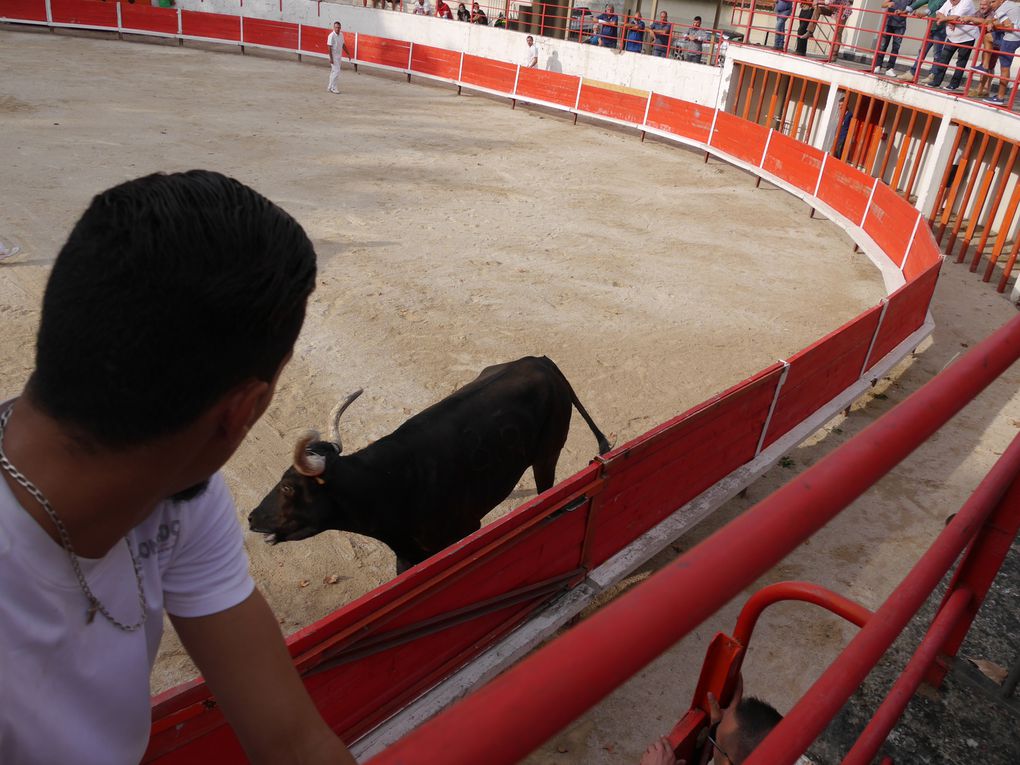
[541,356,613,455]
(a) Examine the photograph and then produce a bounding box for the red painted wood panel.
[864,182,918,268]
[762,305,883,449]
[50,0,115,27]
[515,68,580,108]
[120,3,177,34]
[299,23,330,55]
[762,131,825,195]
[357,34,411,70]
[710,111,768,167]
[0,0,47,22]
[460,54,517,93]
[577,83,647,123]
[586,365,784,567]
[645,94,713,144]
[410,43,460,80]
[243,17,297,50]
[181,10,239,42]
[902,222,940,281]
[146,465,601,761]
[867,260,940,368]
[817,159,874,227]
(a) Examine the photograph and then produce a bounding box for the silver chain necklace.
[0,405,148,632]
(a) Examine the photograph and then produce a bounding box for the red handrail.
[732,581,872,646]
[367,314,1020,765]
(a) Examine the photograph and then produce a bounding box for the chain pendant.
[86,599,98,625]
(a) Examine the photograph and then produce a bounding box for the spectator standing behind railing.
[926,0,979,88]
[774,0,793,50]
[794,0,816,56]
[650,11,674,56]
[978,0,1019,104]
[898,0,948,79]
[435,0,453,18]
[872,0,911,74]
[681,16,711,62]
[470,1,488,24]
[456,2,470,20]
[494,11,507,26]
[825,0,855,60]
[965,0,996,95]
[411,0,431,15]
[589,4,620,47]
[624,12,647,51]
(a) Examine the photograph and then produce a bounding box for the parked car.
[568,6,595,41]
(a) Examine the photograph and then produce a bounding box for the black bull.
[248,356,611,573]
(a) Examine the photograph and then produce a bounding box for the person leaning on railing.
[974,0,1020,104]
[456,1,470,20]
[925,0,979,90]
[649,10,674,56]
[898,0,949,79]
[774,0,793,51]
[964,0,997,95]
[624,12,647,52]
[872,0,911,74]
[681,16,712,62]
[435,0,453,19]
[794,0,818,56]
[470,1,488,24]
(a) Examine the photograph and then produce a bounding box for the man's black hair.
[28,170,317,448]
[733,696,783,762]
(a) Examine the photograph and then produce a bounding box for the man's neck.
[0,400,189,558]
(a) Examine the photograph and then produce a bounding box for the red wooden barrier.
[577,82,647,124]
[903,225,941,281]
[357,34,411,70]
[866,260,941,368]
[243,17,298,50]
[120,3,177,35]
[762,131,825,195]
[514,68,580,108]
[710,111,770,167]
[586,365,784,567]
[50,0,115,27]
[817,160,875,226]
[645,94,714,144]
[761,306,884,450]
[0,0,46,22]
[409,43,460,80]
[181,10,240,42]
[299,23,329,55]
[460,54,518,93]
[864,182,920,268]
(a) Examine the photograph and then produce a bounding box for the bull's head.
[247,389,363,544]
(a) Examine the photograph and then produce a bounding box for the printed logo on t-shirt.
[137,520,181,558]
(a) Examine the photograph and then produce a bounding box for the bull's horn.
[293,430,327,476]
[329,389,364,452]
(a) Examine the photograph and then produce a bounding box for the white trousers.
[328,60,341,92]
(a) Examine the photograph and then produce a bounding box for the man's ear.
[219,379,272,446]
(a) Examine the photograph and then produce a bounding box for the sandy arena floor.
[2,26,1017,764]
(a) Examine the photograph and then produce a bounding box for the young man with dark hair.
[0,171,355,765]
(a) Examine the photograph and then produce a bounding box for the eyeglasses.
[705,731,733,765]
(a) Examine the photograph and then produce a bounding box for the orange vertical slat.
[963,137,1005,270]
[948,131,990,258]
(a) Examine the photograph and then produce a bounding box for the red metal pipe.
[744,431,1020,765]
[368,314,1020,765]
[732,581,872,647]
[841,586,972,765]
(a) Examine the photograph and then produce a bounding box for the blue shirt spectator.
[649,11,673,56]
[591,4,619,47]
[625,13,646,51]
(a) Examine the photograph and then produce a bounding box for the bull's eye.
[281,485,295,496]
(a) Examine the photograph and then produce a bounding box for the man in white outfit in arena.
[327,21,352,94]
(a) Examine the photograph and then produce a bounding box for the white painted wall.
[173,0,723,102]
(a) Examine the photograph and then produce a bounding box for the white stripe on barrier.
[860,175,879,228]
[407,40,413,71]
[457,50,464,83]
[813,151,828,198]
[759,127,774,169]
[641,91,652,127]
[861,298,890,377]
[900,212,923,272]
[755,360,790,457]
[573,77,582,111]
[511,64,520,97]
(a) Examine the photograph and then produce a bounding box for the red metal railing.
[367,312,1020,765]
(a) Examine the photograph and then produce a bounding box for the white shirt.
[937,0,978,42]
[0,471,254,765]
[412,0,431,14]
[995,0,1020,41]
[523,43,539,67]
[327,30,346,60]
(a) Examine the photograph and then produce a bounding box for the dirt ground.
[2,26,1016,763]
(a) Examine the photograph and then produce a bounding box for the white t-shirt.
[412,0,431,14]
[0,471,254,765]
[937,0,978,42]
[994,0,1020,41]
[327,30,347,60]
[523,43,539,66]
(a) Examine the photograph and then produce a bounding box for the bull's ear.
[329,443,341,455]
